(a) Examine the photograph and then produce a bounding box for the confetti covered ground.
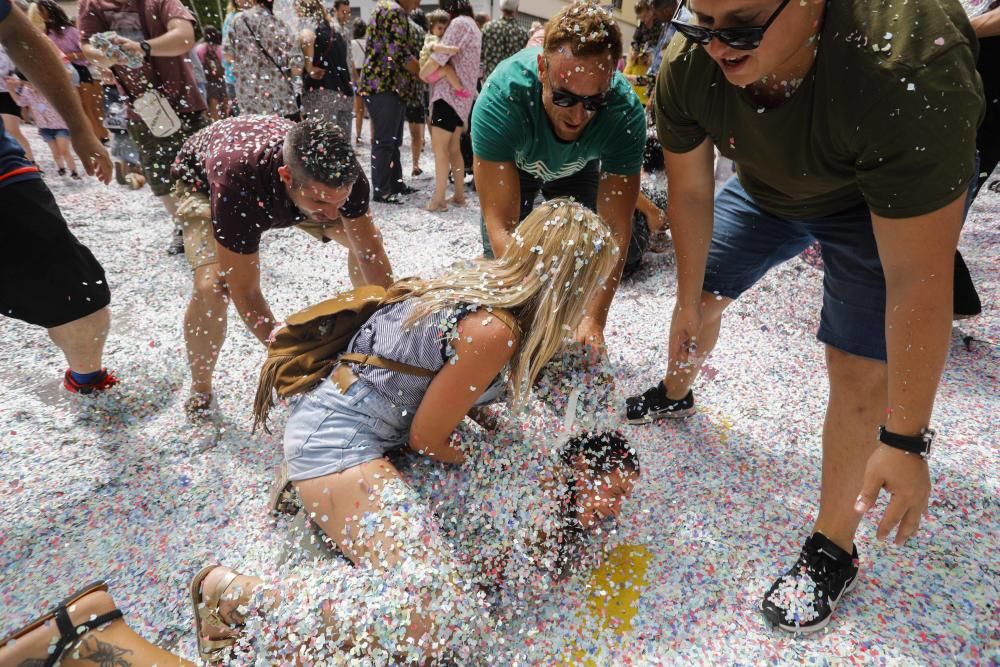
[1,126,997,666]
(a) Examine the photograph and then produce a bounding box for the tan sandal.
[267,461,300,515]
[190,565,241,664]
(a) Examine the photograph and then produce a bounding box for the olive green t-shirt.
[655,0,984,219]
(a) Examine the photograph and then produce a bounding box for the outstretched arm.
[341,210,394,287]
[216,245,278,345]
[855,193,966,544]
[474,157,521,257]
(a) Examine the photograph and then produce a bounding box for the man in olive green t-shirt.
[627,0,983,632]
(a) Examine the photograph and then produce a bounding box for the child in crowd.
[99,69,145,189]
[195,26,228,121]
[6,72,79,179]
[420,10,467,97]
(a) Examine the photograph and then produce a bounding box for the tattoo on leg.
[78,636,134,667]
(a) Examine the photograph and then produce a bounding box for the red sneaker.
[63,369,119,395]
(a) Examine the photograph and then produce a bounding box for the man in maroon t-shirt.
[171,115,393,418]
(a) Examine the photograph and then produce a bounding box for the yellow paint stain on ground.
[564,544,652,665]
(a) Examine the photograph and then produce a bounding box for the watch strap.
[140,40,152,58]
[878,426,933,458]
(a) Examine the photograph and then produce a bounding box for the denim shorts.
[38,128,70,142]
[705,177,891,360]
[284,377,413,482]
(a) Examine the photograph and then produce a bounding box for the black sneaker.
[761,532,860,634]
[625,381,694,424]
[373,193,403,205]
[395,184,419,195]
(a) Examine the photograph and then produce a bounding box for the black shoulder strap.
[240,11,296,94]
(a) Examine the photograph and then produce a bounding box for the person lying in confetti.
[0,199,637,666]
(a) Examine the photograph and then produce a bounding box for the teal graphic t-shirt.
[472,48,646,180]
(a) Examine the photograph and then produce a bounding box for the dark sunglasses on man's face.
[546,68,609,112]
[670,0,793,51]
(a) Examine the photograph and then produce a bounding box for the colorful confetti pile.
[0,128,997,665]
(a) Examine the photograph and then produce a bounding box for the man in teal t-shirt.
[471,1,646,348]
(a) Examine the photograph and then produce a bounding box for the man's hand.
[109,34,144,61]
[668,299,702,372]
[71,129,113,184]
[854,444,931,545]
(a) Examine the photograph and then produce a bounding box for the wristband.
[877,425,934,460]
[139,40,152,59]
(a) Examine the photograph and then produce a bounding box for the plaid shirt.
[359,0,421,102]
[480,16,529,81]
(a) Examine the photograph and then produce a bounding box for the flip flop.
[0,581,123,667]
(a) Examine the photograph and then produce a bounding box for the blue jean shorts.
[705,178,890,360]
[284,377,413,482]
[38,127,70,142]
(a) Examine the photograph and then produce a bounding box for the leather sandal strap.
[48,608,123,667]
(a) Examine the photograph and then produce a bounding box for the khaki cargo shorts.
[172,182,340,271]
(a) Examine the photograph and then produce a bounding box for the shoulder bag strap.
[240,11,296,95]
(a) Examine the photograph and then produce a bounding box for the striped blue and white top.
[347,299,506,411]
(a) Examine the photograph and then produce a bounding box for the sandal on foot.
[190,565,242,664]
[0,581,123,667]
[268,461,300,515]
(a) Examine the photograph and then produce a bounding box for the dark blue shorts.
[704,178,889,360]
[38,127,70,142]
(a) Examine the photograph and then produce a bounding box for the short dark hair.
[352,17,367,39]
[410,8,428,30]
[440,0,473,18]
[427,9,449,28]
[283,119,361,188]
[333,0,350,8]
[544,1,623,65]
[202,25,222,45]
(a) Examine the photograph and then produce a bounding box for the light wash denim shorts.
[284,377,413,482]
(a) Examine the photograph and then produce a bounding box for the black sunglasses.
[670,0,793,51]
[545,67,609,112]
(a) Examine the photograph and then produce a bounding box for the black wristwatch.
[139,40,152,58]
[877,425,934,460]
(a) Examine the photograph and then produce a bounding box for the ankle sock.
[69,368,106,385]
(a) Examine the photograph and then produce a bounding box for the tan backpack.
[252,284,435,433]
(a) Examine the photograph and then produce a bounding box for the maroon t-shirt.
[78,0,206,117]
[172,116,370,254]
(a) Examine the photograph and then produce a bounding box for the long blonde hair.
[397,198,619,406]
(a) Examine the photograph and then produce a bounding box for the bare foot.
[425,200,448,212]
[0,588,119,665]
[449,196,467,207]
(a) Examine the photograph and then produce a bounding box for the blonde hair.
[396,199,619,406]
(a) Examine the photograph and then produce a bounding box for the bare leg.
[426,125,451,211]
[184,263,229,397]
[296,459,461,658]
[813,346,888,551]
[2,113,33,160]
[354,94,365,141]
[448,128,465,205]
[409,121,424,173]
[57,136,77,173]
[45,139,64,170]
[0,589,196,667]
[47,306,111,374]
[661,291,731,399]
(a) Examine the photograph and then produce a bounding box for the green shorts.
[127,111,210,197]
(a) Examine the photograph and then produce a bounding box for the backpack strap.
[338,352,437,377]
[488,308,521,339]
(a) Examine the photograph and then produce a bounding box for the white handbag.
[132,88,182,138]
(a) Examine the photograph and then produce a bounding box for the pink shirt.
[429,15,480,123]
[47,26,87,66]
[14,85,67,130]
